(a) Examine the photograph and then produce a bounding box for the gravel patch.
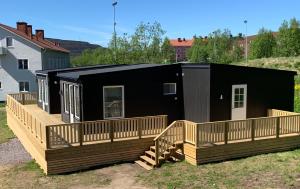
[0,138,32,165]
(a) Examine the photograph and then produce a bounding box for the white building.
[0,22,70,101]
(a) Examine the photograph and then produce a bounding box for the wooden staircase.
[135,121,185,170]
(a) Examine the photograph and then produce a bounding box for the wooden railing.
[9,92,37,105]
[154,120,185,165]
[194,113,300,147]
[6,93,47,148]
[46,115,168,149]
[268,109,299,117]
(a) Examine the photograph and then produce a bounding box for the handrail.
[154,120,184,165]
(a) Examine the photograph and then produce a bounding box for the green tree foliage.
[161,37,176,63]
[188,30,243,64]
[187,37,209,62]
[250,28,276,59]
[276,18,300,57]
[72,22,171,66]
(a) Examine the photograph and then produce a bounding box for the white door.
[231,84,247,120]
[69,85,74,123]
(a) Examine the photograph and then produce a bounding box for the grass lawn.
[0,108,15,143]
[137,149,300,189]
[0,161,111,189]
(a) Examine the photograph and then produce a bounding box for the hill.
[46,38,103,57]
[233,56,300,83]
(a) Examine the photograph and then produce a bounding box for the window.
[103,86,124,119]
[233,88,245,108]
[163,83,176,95]
[6,37,13,47]
[74,86,80,118]
[63,83,69,113]
[18,59,28,70]
[0,82,2,89]
[19,81,29,92]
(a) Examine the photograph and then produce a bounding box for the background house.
[0,22,70,101]
[169,38,194,62]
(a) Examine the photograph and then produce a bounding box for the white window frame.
[74,85,80,119]
[103,85,125,119]
[6,36,13,47]
[44,79,48,105]
[18,59,29,70]
[63,83,69,113]
[38,79,42,102]
[163,83,177,95]
[19,81,30,92]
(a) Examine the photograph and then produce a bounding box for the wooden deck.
[24,104,63,125]
[6,92,300,174]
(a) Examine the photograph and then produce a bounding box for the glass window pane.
[240,88,244,95]
[240,94,244,101]
[234,94,239,101]
[25,82,29,91]
[104,87,123,118]
[18,60,23,69]
[163,83,176,95]
[234,102,239,108]
[239,101,244,108]
[6,37,13,47]
[24,60,28,69]
[19,82,24,92]
[234,88,239,95]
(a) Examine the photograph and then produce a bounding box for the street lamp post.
[112,0,117,62]
[244,20,248,64]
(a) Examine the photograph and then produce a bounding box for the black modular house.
[49,63,296,124]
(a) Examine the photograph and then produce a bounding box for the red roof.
[0,23,69,53]
[169,38,194,47]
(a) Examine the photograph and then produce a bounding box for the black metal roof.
[57,63,170,80]
[36,64,127,75]
[55,63,297,80]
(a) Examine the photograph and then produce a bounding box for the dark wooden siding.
[182,67,210,123]
[210,64,295,121]
[80,64,184,123]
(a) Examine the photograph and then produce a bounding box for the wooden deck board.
[24,104,63,125]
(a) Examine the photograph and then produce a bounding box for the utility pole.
[244,20,248,64]
[112,0,117,62]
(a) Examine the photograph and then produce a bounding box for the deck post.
[78,123,83,146]
[110,120,114,142]
[138,119,142,139]
[195,124,199,147]
[21,93,25,105]
[155,140,159,166]
[164,115,168,128]
[224,122,228,144]
[276,117,280,138]
[251,119,255,141]
[182,121,186,143]
[45,126,50,149]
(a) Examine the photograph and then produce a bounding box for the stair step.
[135,160,153,170]
[146,150,155,157]
[140,155,156,165]
[150,146,156,151]
[169,146,176,150]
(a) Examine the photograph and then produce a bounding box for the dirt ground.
[0,162,152,189]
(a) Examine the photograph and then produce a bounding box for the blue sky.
[1,0,300,47]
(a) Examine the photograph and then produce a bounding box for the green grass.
[0,108,14,143]
[0,161,111,189]
[0,103,5,108]
[137,149,300,189]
